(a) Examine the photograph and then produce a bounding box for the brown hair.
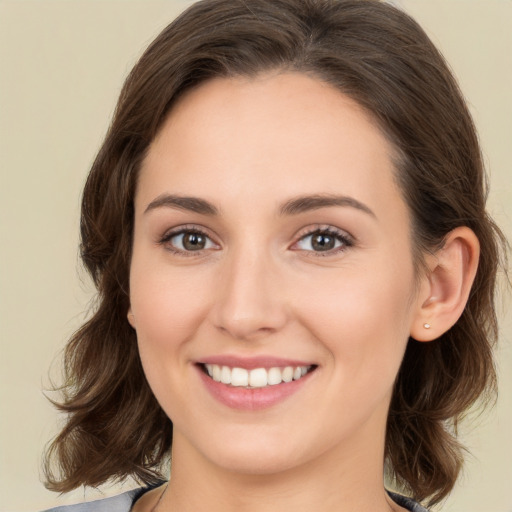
[44,0,507,506]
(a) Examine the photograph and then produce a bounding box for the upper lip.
[198,355,316,370]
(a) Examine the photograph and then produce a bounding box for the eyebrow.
[144,194,218,215]
[279,194,376,218]
[144,193,375,218]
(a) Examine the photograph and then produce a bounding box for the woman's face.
[129,72,425,475]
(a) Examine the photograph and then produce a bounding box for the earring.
[423,323,431,329]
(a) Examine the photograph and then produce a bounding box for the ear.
[127,308,136,329]
[410,226,480,342]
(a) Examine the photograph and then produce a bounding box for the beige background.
[0,1,510,511]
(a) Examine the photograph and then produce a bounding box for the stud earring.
[423,323,431,329]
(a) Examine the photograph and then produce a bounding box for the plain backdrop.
[0,1,510,511]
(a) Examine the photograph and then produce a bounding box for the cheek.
[128,256,215,414]
[130,260,211,346]
[294,259,415,381]
[129,260,213,420]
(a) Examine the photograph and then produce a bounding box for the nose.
[211,246,288,341]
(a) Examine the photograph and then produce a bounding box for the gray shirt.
[42,487,430,512]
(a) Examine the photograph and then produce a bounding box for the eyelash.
[158,225,354,257]
[293,225,354,257]
[158,225,216,258]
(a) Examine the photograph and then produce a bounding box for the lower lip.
[197,366,314,411]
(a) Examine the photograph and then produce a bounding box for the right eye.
[160,228,218,254]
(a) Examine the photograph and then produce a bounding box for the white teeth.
[267,367,282,385]
[220,366,231,385]
[249,368,268,388]
[282,366,293,383]
[231,367,249,386]
[204,364,313,388]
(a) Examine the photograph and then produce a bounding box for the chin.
[189,426,309,476]
[210,448,304,476]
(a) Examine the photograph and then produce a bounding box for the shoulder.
[41,487,149,512]
[388,491,430,512]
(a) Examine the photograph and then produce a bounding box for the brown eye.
[311,233,336,251]
[182,232,207,250]
[294,228,353,254]
[167,230,215,252]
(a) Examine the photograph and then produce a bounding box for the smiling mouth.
[199,363,317,389]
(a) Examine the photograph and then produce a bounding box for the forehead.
[138,72,404,222]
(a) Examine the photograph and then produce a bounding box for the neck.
[159,426,401,512]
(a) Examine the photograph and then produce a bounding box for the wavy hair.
[44,0,506,506]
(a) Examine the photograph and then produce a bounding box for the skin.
[128,72,479,512]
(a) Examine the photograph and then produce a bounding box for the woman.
[42,0,506,511]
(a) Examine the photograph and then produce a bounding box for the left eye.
[295,230,350,252]
[168,230,216,251]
